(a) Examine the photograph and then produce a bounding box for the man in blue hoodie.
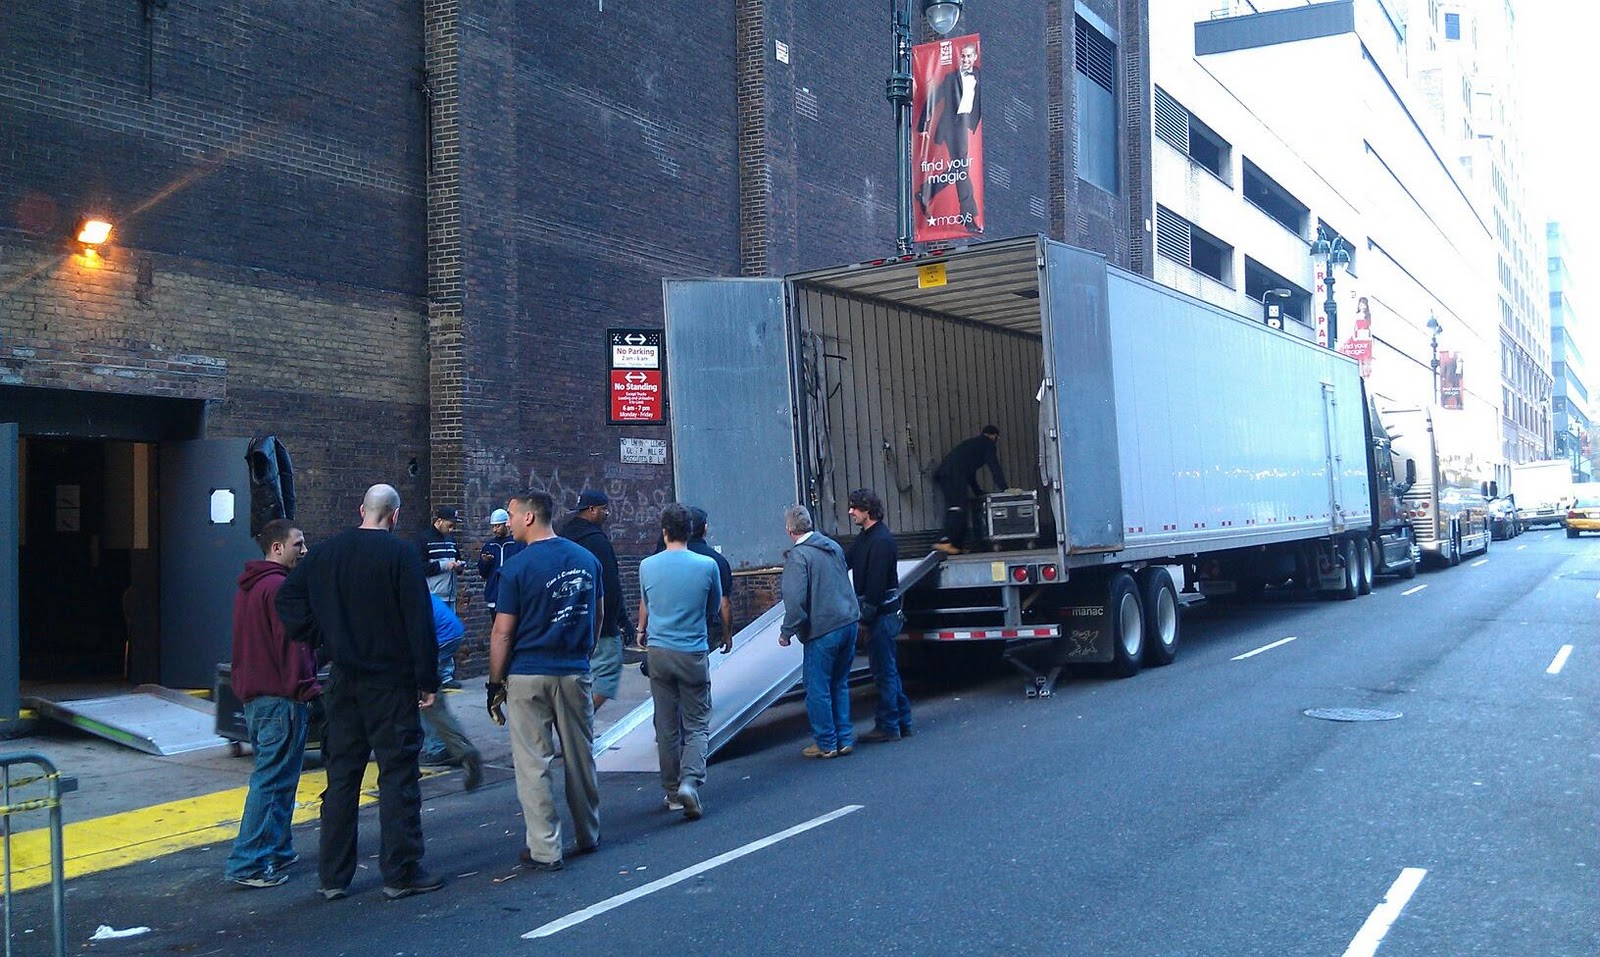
[778,504,861,759]
[486,490,602,871]
[225,519,316,889]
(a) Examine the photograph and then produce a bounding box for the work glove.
[486,681,507,726]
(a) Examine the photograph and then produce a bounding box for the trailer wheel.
[1337,539,1360,600]
[1136,567,1179,667]
[1105,572,1144,678]
[1357,540,1374,596]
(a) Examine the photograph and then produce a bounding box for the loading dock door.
[159,439,256,690]
[1,424,18,725]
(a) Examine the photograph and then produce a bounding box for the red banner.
[1438,350,1464,410]
[912,34,985,243]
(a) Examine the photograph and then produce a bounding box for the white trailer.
[664,237,1409,694]
[1510,459,1574,528]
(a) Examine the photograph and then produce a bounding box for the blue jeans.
[863,611,912,735]
[224,696,309,880]
[801,624,857,752]
[423,636,463,756]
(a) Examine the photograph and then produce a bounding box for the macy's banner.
[912,34,985,243]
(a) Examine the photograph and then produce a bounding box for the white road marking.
[1401,584,1428,596]
[1232,636,1298,660]
[1548,645,1574,675]
[522,804,864,939]
[1342,867,1428,957]
[1470,559,1488,567]
[1516,545,1527,550]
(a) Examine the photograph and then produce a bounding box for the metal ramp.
[25,685,228,756]
[594,555,941,772]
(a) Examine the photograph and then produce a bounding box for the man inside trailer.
[932,425,1007,555]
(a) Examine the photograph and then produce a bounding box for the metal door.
[663,278,796,571]
[0,424,18,725]
[159,439,256,689]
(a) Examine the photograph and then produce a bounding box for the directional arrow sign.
[625,333,646,345]
[624,371,647,384]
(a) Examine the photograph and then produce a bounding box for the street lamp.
[1426,313,1444,403]
[889,0,965,255]
[1259,287,1291,330]
[1310,225,1351,347]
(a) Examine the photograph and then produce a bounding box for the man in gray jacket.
[777,504,861,758]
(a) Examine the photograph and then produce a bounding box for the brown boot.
[933,542,963,556]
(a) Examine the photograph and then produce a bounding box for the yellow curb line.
[2,763,450,891]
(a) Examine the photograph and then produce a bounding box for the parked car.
[1566,495,1600,538]
[1488,495,1521,540]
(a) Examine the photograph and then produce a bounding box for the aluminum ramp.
[25,685,228,756]
[594,555,941,772]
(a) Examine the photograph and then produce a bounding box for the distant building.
[1547,223,1591,480]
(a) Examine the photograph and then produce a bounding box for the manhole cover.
[1304,707,1403,722]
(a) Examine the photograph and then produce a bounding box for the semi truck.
[1510,459,1574,528]
[1380,405,1493,564]
[663,236,1420,693]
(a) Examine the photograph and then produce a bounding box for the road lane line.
[1516,545,1526,550]
[1343,867,1427,957]
[1470,559,1488,567]
[523,804,864,939]
[1548,645,1574,674]
[1401,584,1428,596]
[1232,636,1298,660]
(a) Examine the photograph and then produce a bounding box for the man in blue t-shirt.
[637,503,723,821]
[486,491,602,871]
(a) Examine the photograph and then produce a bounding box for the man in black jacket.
[558,489,634,710]
[932,425,1007,555]
[846,489,913,742]
[687,507,733,652]
[276,483,444,902]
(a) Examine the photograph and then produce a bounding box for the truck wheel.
[1105,572,1144,679]
[1338,539,1360,600]
[1398,552,1418,579]
[1137,567,1179,667]
[1357,540,1374,596]
[1567,527,1579,539]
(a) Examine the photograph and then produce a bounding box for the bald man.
[277,483,444,901]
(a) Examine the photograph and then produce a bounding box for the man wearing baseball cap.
[558,489,634,711]
[477,507,524,620]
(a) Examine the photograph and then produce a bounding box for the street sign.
[610,369,663,423]
[608,329,664,423]
[620,437,668,465]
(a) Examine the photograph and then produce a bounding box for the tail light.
[1010,565,1032,583]
[1036,563,1059,582]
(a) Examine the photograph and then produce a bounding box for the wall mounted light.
[77,218,114,247]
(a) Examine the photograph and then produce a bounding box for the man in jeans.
[224,518,316,888]
[637,503,724,820]
[777,504,861,759]
[846,488,913,742]
[277,483,443,901]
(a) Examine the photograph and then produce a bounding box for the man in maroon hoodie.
[224,518,318,889]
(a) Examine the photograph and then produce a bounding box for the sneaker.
[859,728,902,744]
[517,848,565,872]
[382,869,446,900]
[440,679,462,690]
[801,744,838,759]
[273,853,301,870]
[676,782,703,821]
[318,887,348,901]
[462,752,483,791]
[230,872,289,889]
[900,725,916,738]
[661,793,685,812]
[836,744,855,756]
[419,750,455,767]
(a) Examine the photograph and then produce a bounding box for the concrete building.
[1416,0,1552,465]
[1,1,1154,724]
[1547,222,1591,479]
[1150,0,1501,481]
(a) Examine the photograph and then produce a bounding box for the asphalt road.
[16,529,1598,956]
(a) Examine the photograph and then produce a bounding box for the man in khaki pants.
[486,490,602,871]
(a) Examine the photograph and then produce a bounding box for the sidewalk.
[0,663,654,890]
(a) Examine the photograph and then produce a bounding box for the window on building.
[1242,160,1309,236]
[1244,257,1308,325]
[1156,205,1232,285]
[1075,14,1118,194]
[1154,86,1231,181]
[1444,12,1460,39]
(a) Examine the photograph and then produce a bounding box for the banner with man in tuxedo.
[912,34,985,242]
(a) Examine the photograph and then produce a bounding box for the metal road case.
[982,490,1040,544]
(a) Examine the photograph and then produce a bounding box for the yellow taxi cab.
[1565,495,1600,537]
